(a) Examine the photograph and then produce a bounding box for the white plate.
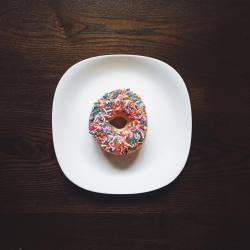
[52,55,192,194]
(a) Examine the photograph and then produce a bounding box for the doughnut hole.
[109,112,130,129]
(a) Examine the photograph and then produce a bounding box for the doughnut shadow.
[101,149,140,170]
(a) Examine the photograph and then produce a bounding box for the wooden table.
[1,1,250,249]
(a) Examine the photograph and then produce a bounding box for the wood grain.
[0,0,250,249]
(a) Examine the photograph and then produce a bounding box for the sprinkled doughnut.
[89,89,148,156]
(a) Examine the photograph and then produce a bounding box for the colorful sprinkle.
[89,89,148,156]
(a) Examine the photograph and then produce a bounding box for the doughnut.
[89,89,148,156]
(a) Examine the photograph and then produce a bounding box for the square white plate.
[52,55,192,194]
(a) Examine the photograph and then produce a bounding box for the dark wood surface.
[0,0,250,249]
